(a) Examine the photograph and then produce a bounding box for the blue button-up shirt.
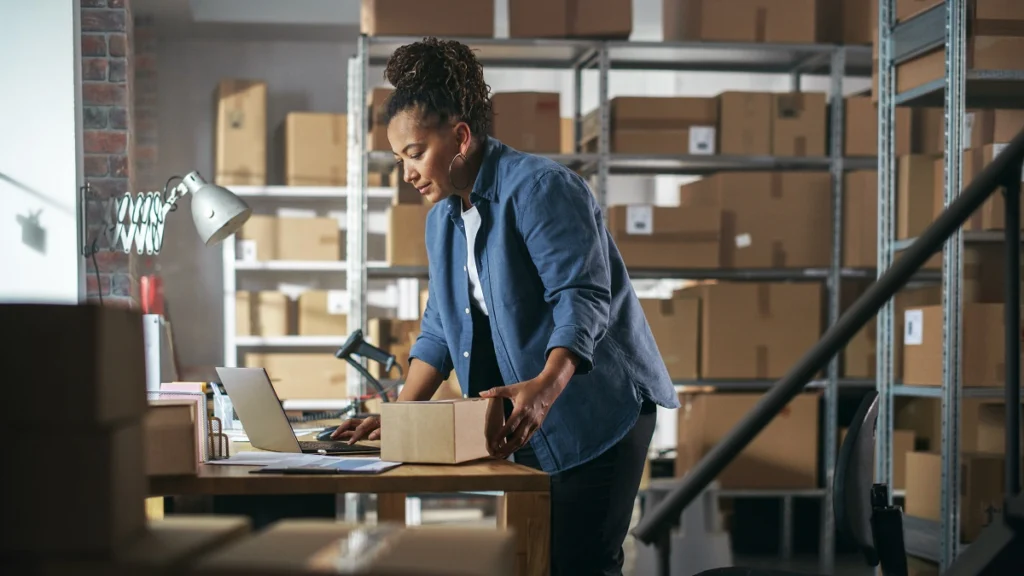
[409,136,679,474]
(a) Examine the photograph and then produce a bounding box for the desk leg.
[377,493,407,525]
[498,491,550,576]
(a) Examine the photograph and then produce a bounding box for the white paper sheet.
[207,452,401,474]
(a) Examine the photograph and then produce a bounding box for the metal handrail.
[632,126,1024,546]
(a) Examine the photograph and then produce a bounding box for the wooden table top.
[149,458,549,496]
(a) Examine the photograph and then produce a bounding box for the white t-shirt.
[462,204,488,315]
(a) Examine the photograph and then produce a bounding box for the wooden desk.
[150,459,550,576]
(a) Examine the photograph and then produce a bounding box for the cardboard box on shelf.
[664,0,765,42]
[842,0,874,45]
[4,423,146,554]
[386,204,430,267]
[283,113,347,187]
[380,398,503,464]
[904,451,1010,542]
[897,36,1024,96]
[902,303,1021,388]
[843,170,878,269]
[367,87,394,151]
[771,92,826,157]
[244,353,347,400]
[682,172,832,268]
[844,96,914,156]
[144,400,198,477]
[641,296,699,380]
[215,79,267,186]
[297,291,348,336]
[892,286,943,380]
[763,0,840,44]
[237,215,341,262]
[840,427,915,489]
[964,242,1024,305]
[675,391,820,489]
[367,318,420,379]
[896,396,1024,453]
[235,291,290,337]
[583,96,719,155]
[1,304,147,426]
[361,0,494,37]
[839,279,877,379]
[560,117,575,154]
[606,203,720,270]
[943,146,1024,231]
[490,92,561,153]
[896,0,943,22]
[717,91,772,156]
[897,154,941,241]
[509,0,632,39]
[702,282,822,379]
[193,520,516,576]
[967,108,1024,149]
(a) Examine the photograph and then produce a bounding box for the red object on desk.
[140,275,165,315]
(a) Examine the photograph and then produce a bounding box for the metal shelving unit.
[346,35,874,571]
[876,0,1024,569]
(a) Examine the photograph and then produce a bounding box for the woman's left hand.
[479,376,563,459]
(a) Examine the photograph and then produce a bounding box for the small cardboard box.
[490,92,561,153]
[771,92,827,157]
[235,291,290,337]
[380,398,503,464]
[718,91,772,156]
[897,154,941,241]
[144,400,199,477]
[606,203,720,270]
[386,204,430,267]
[842,170,878,269]
[244,353,347,400]
[215,79,267,186]
[844,96,914,156]
[361,0,495,37]
[283,112,347,187]
[237,216,341,261]
[641,296,700,380]
[663,0,766,43]
[1,304,147,426]
[297,290,348,336]
[193,520,516,576]
[509,0,632,39]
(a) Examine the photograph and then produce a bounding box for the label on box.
[689,126,716,155]
[626,205,654,235]
[964,113,975,149]
[238,239,257,262]
[327,290,349,315]
[904,309,924,346]
[735,233,752,249]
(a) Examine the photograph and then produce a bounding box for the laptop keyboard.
[298,441,379,454]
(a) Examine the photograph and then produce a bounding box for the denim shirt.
[409,136,679,474]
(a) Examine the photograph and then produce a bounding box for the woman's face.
[387,108,470,204]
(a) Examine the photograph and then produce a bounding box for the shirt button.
[463,265,468,271]
[465,308,470,314]
[463,351,469,358]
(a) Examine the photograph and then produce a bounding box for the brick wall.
[81,0,138,307]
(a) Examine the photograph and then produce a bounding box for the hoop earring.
[448,152,470,191]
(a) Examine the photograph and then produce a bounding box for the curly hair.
[383,37,492,139]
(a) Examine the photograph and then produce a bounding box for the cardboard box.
[583,97,719,154]
[4,423,146,554]
[509,0,632,39]
[297,291,348,336]
[893,286,943,380]
[840,279,877,379]
[964,242,1024,305]
[235,291,290,337]
[763,0,840,44]
[896,397,1024,454]
[606,203,720,269]
[664,0,766,42]
[215,79,267,186]
[193,520,516,576]
[902,303,1021,387]
[843,170,878,269]
[560,117,575,154]
[676,391,820,489]
[490,92,561,153]
[367,87,393,151]
[897,154,941,240]
[967,108,1024,148]
[1,304,146,426]
[843,0,874,45]
[844,96,914,156]
[897,0,943,22]
[367,318,420,379]
[772,92,826,157]
[682,172,832,268]
[144,401,198,476]
[244,353,347,400]
[693,282,823,379]
[941,146,1024,231]
[641,297,699,380]
[360,0,495,37]
[283,112,347,186]
[237,215,341,261]
[386,204,430,267]
[380,398,503,464]
[913,107,945,155]
[904,451,1011,542]
[718,92,772,156]
[840,427,915,489]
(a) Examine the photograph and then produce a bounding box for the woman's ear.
[454,122,473,156]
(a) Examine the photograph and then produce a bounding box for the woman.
[333,37,679,575]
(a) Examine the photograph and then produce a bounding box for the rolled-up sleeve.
[408,281,453,379]
[516,170,611,374]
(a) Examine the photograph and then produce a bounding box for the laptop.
[215,367,380,456]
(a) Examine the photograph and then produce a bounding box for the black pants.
[468,305,657,576]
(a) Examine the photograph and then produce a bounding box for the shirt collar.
[445,136,502,218]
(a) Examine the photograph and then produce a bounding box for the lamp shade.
[181,171,252,245]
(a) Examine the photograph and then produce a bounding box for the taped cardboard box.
[843,170,878,269]
[194,520,515,576]
[771,92,826,157]
[235,291,290,337]
[144,400,198,477]
[606,203,720,270]
[681,172,832,268]
[244,353,346,400]
[283,112,347,186]
[1,304,147,426]
[380,398,503,464]
[360,0,494,37]
[717,91,772,156]
[936,146,1024,231]
[490,92,561,153]
[641,296,699,380]
[215,79,267,186]
[509,0,632,39]
[386,204,430,267]
[583,96,719,155]
[840,427,915,490]
[237,215,341,261]
[675,391,820,489]
[297,290,348,336]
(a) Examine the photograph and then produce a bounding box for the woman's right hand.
[330,415,381,443]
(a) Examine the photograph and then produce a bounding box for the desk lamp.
[334,329,403,403]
